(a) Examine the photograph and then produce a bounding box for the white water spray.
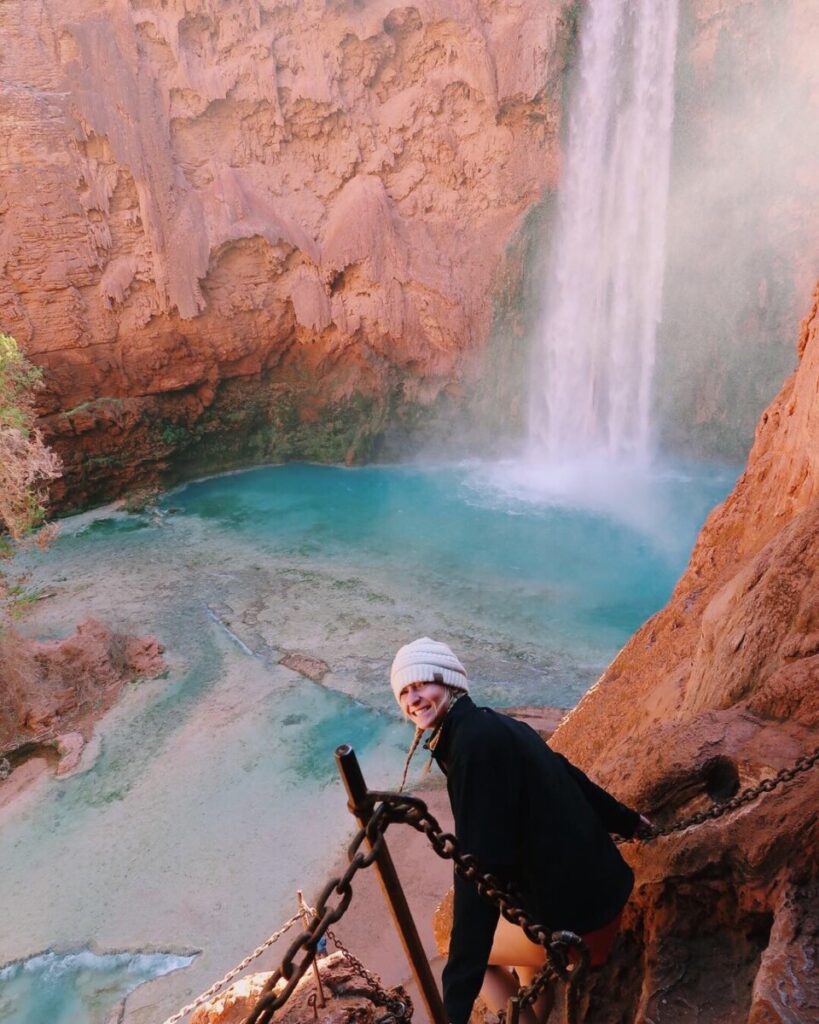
[528,0,679,463]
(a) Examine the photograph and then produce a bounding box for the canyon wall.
[1,0,816,508]
[0,0,571,508]
[553,286,819,1022]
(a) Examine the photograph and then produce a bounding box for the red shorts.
[571,911,623,968]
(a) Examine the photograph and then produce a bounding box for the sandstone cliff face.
[0,0,570,507]
[553,287,819,1022]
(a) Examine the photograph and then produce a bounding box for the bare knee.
[480,965,555,1024]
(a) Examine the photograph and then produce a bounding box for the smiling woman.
[394,637,469,729]
[388,637,650,1024]
[399,680,454,732]
[392,638,471,788]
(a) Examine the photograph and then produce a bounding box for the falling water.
[529,0,679,462]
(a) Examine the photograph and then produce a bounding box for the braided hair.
[398,726,425,793]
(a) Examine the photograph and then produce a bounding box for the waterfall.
[528,0,679,463]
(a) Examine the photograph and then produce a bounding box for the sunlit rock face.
[0,0,570,507]
[553,286,819,1023]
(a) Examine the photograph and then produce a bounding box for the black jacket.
[432,696,640,1024]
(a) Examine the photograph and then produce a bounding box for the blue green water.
[0,951,193,1024]
[0,459,737,1022]
[159,459,735,694]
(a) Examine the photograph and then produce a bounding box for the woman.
[391,637,648,1024]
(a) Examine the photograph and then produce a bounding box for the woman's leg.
[480,916,555,1024]
[480,965,523,1017]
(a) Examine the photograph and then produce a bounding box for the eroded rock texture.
[553,287,819,1022]
[0,0,570,507]
[0,618,165,755]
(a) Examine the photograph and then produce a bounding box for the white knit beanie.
[390,637,469,703]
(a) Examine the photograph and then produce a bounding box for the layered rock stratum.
[551,286,819,1022]
[0,0,570,508]
[2,0,816,503]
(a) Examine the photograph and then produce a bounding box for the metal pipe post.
[335,744,447,1024]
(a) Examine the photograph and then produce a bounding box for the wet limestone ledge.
[44,370,476,512]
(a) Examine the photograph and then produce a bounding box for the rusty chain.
[244,792,588,1024]
[624,745,819,842]
[326,929,409,1021]
[243,745,817,1024]
[244,803,396,1024]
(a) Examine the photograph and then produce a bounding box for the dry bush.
[0,333,62,704]
[0,333,62,542]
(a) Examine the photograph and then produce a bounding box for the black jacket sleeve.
[443,722,521,1024]
[442,872,499,1024]
[555,753,640,838]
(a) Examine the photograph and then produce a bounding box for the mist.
[656,0,819,458]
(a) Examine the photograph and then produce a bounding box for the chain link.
[327,929,409,1019]
[242,794,585,1024]
[244,808,392,1024]
[626,745,819,841]
[370,792,590,1019]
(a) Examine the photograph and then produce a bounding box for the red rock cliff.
[553,287,819,1022]
[0,0,572,507]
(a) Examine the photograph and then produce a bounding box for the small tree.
[0,333,62,542]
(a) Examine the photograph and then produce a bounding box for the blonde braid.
[398,727,424,793]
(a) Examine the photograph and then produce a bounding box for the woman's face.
[399,681,451,731]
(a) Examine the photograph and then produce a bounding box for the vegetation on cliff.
[0,333,61,543]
